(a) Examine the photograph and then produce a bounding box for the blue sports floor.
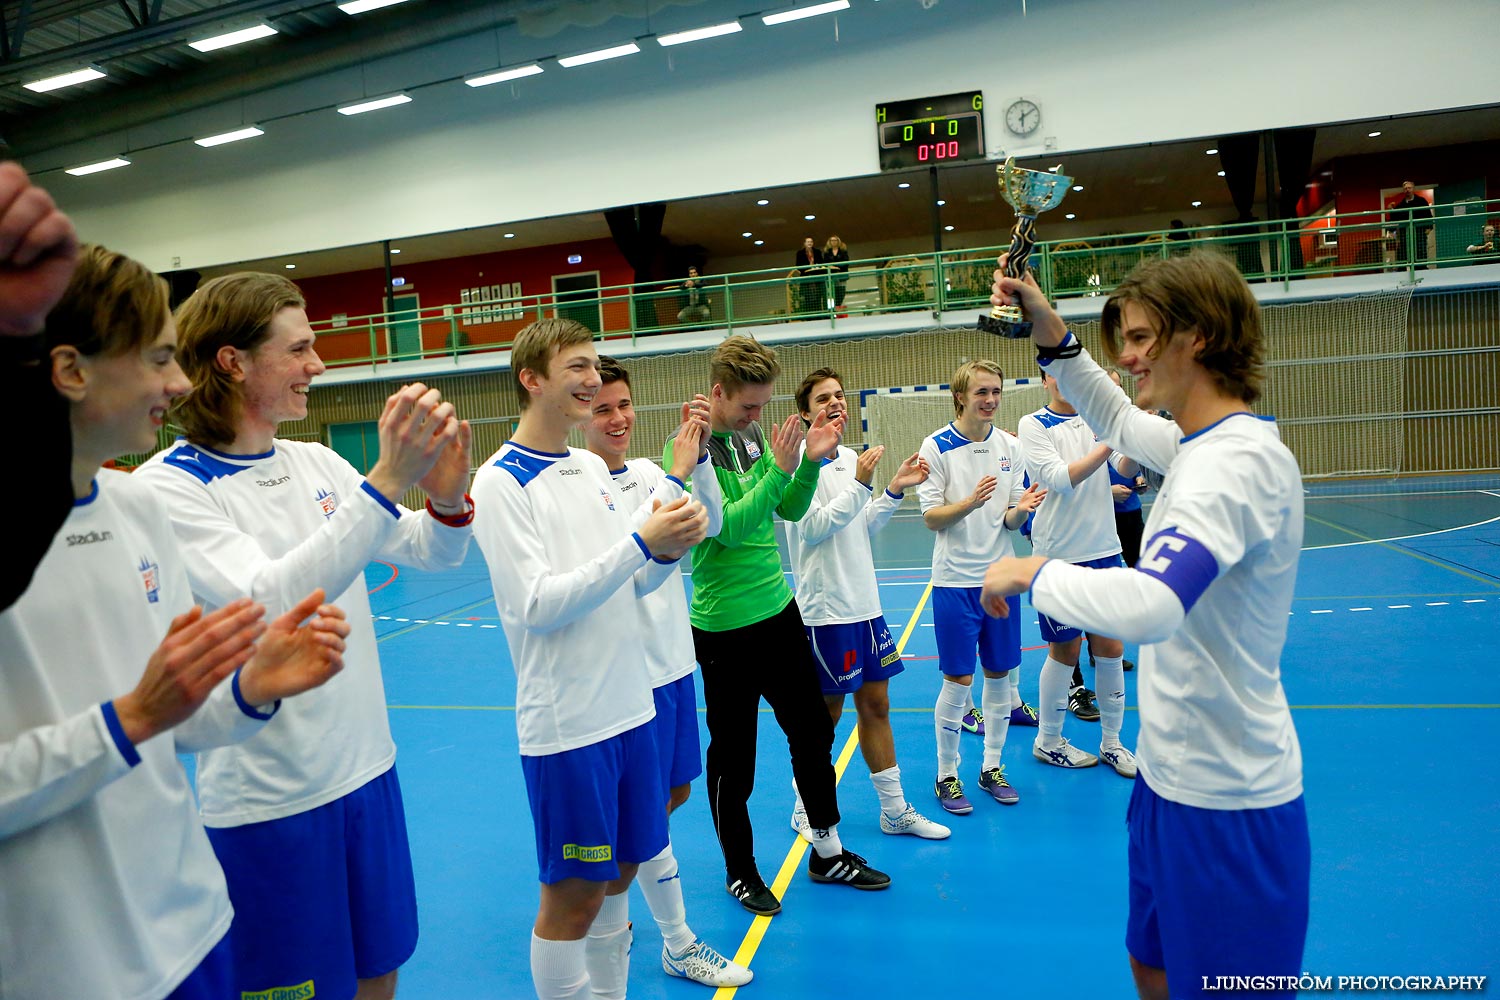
[364,478,1500,998]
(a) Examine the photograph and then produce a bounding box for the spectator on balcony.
[677,266,712,325]
[1466,223,1496,257]
[1389,181,1434,266]
[1167,219,1190,242]
[793,237,826,314]
[823,236,851,310]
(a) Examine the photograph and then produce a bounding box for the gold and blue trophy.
[979,157,1073,338]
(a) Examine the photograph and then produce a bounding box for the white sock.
[532,933,589,1000]
[584,892,631,1000]
[636,843,696,957]
[1095,655,1126,747]
[870,765,906,818]
[935,678,968,777]
[1009,666,1021,702]
[981,676,1013,771]
[808,823,844,859]
[1038,656,1073,745]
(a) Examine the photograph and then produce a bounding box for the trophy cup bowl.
[979,157,1074,338]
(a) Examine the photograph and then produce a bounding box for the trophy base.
[978,307,1032,340]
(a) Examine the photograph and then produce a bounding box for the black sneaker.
[726,873,781,916]
[1068,686,1101,722]
[1123,659,1136,672]
[807,849,891,890]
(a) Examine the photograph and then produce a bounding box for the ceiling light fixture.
[757,199,770,205]
[285,263,297,269]
[23,66,105,92]
[1072,185,1083,192]
[1191,200,1202,207]
[944,225,955,231]
[558,42,640,68]
[936,199,946,206]
[742,232,752,237]
[762,1,849,26]
[754,240,764,245]
[1065,213,1075,219]
[466,64,543,87]
[337,0,411,14]
[1217,170,1226,177]
[337,93,412,115]
[195,126,265,147]
[897,182,910,189]
[804,214,816,220]
[188,24,277,52]
[390,248,401,254]
[1367,131,1382,138]
[504,233,516,238]
[1205,147,1218,155]
[65,157,131,176]
[657,21,742,46]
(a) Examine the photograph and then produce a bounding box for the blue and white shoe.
[664,939,754,987]
[1100,743,1138,778]
[1032,737,1099,769]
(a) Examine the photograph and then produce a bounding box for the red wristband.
[426,493,475,527]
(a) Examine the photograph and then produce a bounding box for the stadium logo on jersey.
[599,488,616,511]
[257,476,291,488]
[619,480,639,492]
[559,468,581,477]
[66,529,114,546]
[972,448,989,455]
[562,843,613,863]
[315,488,339,519]
[138,556,160,604]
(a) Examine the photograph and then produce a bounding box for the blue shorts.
[805,615,904,695]
[1036,554,1125,643]
[932,586,1020,677]
[652,673,704,793]
[165,928,234,1000]
[207,767,418,999]
[522,722,669,884]
[1125,776,1310,998]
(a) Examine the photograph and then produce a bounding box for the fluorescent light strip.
[65,157,131,177]
[466,63,543,87]
[337,93,412,115]
[188,24,278,52]
[557,42,640,68]
[195,126,265,147]
[23,67,106,93]
[337,0,410,14]
[657,21,742,46]
[762,1,849,26]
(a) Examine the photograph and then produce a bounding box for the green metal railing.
[311,197,1500,369]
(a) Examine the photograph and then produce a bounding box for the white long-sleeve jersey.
[473,442,678,756]
[134,438,472,826]
[787,444,904,625]
[609,452,722,689]
[1016,404,1123,563]
[1028,337,1304,810]
[917,423,1028,587]
[0,471,275,1000]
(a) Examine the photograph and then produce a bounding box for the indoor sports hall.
[11,0,1497,996]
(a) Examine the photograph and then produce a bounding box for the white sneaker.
[1100,743,1137,778]
[789,802,814,844]
[880,803,952,839]
[663,939,754,987]
[1032,737,1100,769]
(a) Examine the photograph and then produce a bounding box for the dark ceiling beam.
[1,0,34,62]
[117,0,140,29]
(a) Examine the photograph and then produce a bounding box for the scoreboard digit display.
[875,92,985,172]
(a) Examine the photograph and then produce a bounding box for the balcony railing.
[310,197,1500,369]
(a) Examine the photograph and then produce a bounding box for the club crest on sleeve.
[138,556,160,604]
[315,488,339,519]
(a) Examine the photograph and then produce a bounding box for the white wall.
[44,0,1500,273]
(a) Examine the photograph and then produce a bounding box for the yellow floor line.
[712,582,934,998]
